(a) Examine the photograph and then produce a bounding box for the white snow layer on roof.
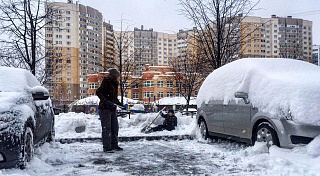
[158,97,196,105]
[197,58,320,125]
[0,66,40,92]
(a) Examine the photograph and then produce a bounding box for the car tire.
[46,119,55,143]
[19,127,34,169]
[255,122,280,147]
[199,118,209,140]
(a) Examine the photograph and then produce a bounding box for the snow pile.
[158,96,196,105]
[55,112,196,138]
[130,104,145,110]
[307,135,320,157]
[74,96,139,105]
[197,58,320,125]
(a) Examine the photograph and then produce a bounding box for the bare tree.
[171,41,206,111]
[179,0,260,69]
[104,19,144,104]
[0,0,54,78]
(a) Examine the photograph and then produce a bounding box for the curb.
[56,135,194,144]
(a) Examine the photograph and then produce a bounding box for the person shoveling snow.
[144,109,177,133]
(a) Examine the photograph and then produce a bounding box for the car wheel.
[199,119,209,140]
[255,122,280,147]
[46,119,55,143]
[19,127,34,169]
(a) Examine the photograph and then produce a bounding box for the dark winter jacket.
[161,112,178,130]
[96,76,122,111]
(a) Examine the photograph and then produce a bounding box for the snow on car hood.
[197,58,320,125]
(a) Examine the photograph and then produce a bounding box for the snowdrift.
[55,112,196,139]
[74,96,139,105]
[158,97,197,105]
[197,58,320,125]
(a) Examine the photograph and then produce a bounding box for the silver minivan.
[196,58,320,148]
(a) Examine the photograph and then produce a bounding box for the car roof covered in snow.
[0,66,41,92]
[197,58,320,125]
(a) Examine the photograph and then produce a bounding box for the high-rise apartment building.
[133,26,158,76]
[313,45,320,66]
[241,15,312,61]
[45,1,107,107]
[103,22,115,70]
[157,32,177,65]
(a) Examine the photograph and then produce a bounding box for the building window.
[133,93,139,99]
[157,81,163,87]
[166,80,173,87]
[144,92,154,98]
[66,17,71,21]
[67,72,71,76]
[123,82,129,88]
[143,81,154,87]
[158,92,164,98]
[132,82,139,89]
[167,92,173,97]
[67,41,71,45]
[66,11,70,14]
[124,92,128,98]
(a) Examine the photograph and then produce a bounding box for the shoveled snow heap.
[158,97,197,105]
[74,96,139,105]
[55,112,196,139]
[197,58,320,126]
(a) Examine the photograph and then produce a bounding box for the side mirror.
[32,92,49,100]
[30,86,50,101]
[234,92,250,104]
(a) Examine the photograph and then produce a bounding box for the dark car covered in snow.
[0,67,54,169]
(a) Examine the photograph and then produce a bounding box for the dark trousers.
[150,125,174,132]
[99,109,119,150]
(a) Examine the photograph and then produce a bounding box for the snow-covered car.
[0,67,54,169]
[197,58,320,148]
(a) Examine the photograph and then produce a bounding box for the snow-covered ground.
[2,112,320,175]
[2,136,320,175]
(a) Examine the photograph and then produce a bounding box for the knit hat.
[168,109,174,114]
[107,68,120,78]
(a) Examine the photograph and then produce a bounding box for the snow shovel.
[141,107,166,133]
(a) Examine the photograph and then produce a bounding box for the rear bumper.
[0,132,21,169]
[278,119,320,148]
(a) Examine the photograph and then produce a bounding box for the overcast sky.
[64,0,320,44]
